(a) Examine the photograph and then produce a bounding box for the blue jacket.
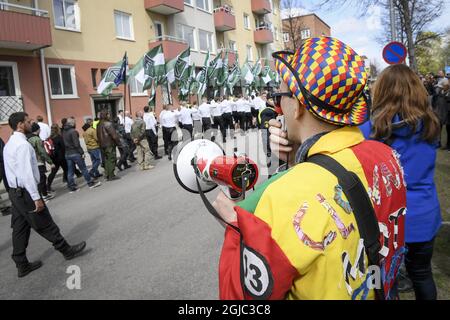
[360,117,441,243]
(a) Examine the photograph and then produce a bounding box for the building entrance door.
[94,100,117,120]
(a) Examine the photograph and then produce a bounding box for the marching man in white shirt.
[179,101,194,141]
[211,98,226,143]
[159,105,180,161]
[190,102,202,138]
[4,112,87,278]
[236,95,248,133]
[221,96,234,139]
[143,106,161,159]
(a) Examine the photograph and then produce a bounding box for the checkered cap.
[273,37,369,126]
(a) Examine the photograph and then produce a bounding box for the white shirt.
[221,100,232,114]
[211,102,223,117]
[118,114,124,125]
[198,103,212,118]
[179,107,194,125]
[143,112,157,134]
[191,107,201,121]
[236,99,248,112]
[4,132,41,201]
[124,116,133,133]
[244,100,253,113]
[37,122,50,141]
[253,97,266,111]
[159,110,179,128]
[229,99,237,112]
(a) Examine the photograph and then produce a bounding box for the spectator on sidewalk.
[97,112,123,181]
[36,115,51,141]
[124,111,136,162]
[131,111,154,171]
[113,117,131,172]
[27,123,55,202]
[47,124,69,192]
[62,118,101,192]
[82,119,103,179]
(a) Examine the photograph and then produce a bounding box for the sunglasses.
[268,92,295,115]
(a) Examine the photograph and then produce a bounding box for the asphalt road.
[0,130,272,300]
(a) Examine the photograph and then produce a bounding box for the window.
[246,45,253,61]
[243,14,250,29]
[91,69,98,88]
[100,69,107,78]
[177,24,196,50]
[196,0,210,12]
[0,61,23,123]
[283,32,290,43]
[229,40,237,52]
[130,77,147,96]
[53,0,80,30]
[184,0,193,6]
[154,21,164,38]
[301,29,311,40]
[47,65,78,99]
[0,65,17,96]
[114,10,134,40]
[198,29,214,52]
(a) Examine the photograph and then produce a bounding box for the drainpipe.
[34,0,52,125]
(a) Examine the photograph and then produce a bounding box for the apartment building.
[0,0,283,141]
[282,13,331,51]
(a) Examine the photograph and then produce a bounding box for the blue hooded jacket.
[360,116,442,243]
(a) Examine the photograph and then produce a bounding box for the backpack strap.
[307,153,385,300]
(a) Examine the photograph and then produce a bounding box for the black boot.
[17,261,43,278]
[116,164,123,171]
[61,242,87,260]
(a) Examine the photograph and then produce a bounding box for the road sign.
[383,42,408,65]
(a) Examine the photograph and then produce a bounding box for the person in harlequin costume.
[212,37,407,300]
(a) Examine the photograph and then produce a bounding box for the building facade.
[0,0,283,141]
[282,13,331,51]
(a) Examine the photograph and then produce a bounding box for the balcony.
[144,0,184,15]
[0,3,52,50]
[148,36,188,61]
[251,0,272,15]
[213,7,236,32]
[254,27,273,44]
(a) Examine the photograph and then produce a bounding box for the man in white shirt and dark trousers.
[191,103,202,138]
[4,112,87,278]
[179,102,194,141]
[211,99,226,143]
[221,96,234,139]
[159,105,180,161]
[198,97,212,134]
[143,106,161,159]
[124,111,136,162]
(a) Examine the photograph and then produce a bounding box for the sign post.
[382,42,408,65]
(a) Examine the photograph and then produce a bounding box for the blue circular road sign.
[383,42,408,65]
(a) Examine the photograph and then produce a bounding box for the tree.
[415,31,444,74]
[281,0,307,51]
[319,0,445,72]
[369,60,381,78]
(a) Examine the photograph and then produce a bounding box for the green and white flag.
[207,52,221,79]
[187,64,198,95]
[97,61,123,96]
[165,58,177,85]
[196,52,210,97]
[241,58,254,85]
[261,60,272,84]
[227,55,241,94]
[217,50,229,87]
[252,57,263,79]
[166,47,191,85]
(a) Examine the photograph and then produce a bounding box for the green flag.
[196,52,210,97]
[97,60,124,96]
[261,60,272,84]
[252,57,262,79]
[227,55,241,95]
[241,58,254,85]
[207,52,221,79]
[217,50,229,87]
[166,47,191,85]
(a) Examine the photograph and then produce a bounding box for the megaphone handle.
[196,177,241,234]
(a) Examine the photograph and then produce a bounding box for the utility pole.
[389,0,397,41]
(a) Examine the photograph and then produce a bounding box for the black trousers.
[146,129,159,156]
[202,118,212,133]
[405,239,437,300]
[238,112,247,132]
[162,127,176,157]
[48,158,68,189]
[125,133,136,160]
[181,124,193,141]
[245,112,253,130]
[38,165,48,197]
[9,188,68,267]
[213,116,226,141]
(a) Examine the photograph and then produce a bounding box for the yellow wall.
[40,0,157,64]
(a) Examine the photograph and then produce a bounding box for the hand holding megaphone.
[173,140,259,200]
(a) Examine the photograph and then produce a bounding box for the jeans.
[405,239,437,300]
[65,153,92,189]
[88,149,102,178]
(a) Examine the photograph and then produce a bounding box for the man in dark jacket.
[97,111,122,181]
[62,118,101,192]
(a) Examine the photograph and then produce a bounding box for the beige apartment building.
[0,0,283,141]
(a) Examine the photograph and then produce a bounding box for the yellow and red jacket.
[219,127,407,300]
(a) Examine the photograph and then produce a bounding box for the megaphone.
[173,140,259,200]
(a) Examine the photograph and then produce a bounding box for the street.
[0,131,271,300]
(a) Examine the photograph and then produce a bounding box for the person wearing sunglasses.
[212,37,407,300]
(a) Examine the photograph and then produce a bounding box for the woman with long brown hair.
[47,123,69,191]
[361,64,442,300]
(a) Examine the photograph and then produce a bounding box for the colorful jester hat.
[272,37,370,126]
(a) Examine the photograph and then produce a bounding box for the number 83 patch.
[240,244,274,300]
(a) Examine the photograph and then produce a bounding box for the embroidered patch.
[317,194,355,239]
[334,185,353,214]
[342,239,366,296]
[241,245,274,300]
[389,207,406,250]
[392,150,407,187]
[293,202,337,251]
[369,165,381,206]
[378,222,390,258]
[380,163,401,197]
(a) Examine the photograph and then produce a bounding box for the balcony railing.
[254,27,274,44]
[251,0,272,15]
[149,35,188,61]
[0,2,52,50]
[144,0,184,15]
[213,6,236,32]
[0,96,25,123]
